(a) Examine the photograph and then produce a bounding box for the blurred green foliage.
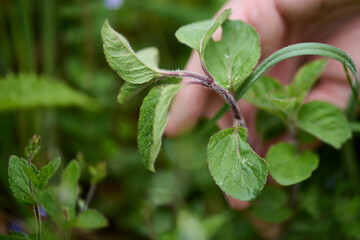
[0,0,360,239]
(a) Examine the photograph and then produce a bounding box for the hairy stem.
[161,70,211,86]
[164,70,246,129]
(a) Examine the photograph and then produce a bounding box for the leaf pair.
[33,160,107,230]
[8,156,60,205]
[244,60,352,186]
[176,9,260,91]
[245,59,352,149]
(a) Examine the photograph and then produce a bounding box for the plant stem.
[32,205,39,240]
[164,70,246,128]
[82,183,97,212]
[37,204,42,240]
[162,70,211,86]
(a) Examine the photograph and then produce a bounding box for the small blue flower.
[104,0,124,9]
[39,207,48,217]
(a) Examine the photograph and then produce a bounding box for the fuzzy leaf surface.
[138,84,183,172]
[8,156,34,204]
[175,20,212,53]
[207,127,267,201]
[200,9,231,55]
[204,20,260,90]
[267,143,319,186]
[0,74,97,111]
[102,20,162,84]
[117,47,160,104]
[74,209,108,230]
[175,9,231,54]
[297,101,352,149]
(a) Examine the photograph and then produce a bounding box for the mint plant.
[244,59,352,186]
[6,135,108,240]
[101,9,358,202]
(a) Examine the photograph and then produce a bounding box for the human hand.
[165,0,360,234]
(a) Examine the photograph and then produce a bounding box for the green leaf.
[268,88,298,115]
[176,210,207,240]
[74,209,108,230]
[204,42,359,134]
[34,188,65,227]
[58,160,80,221]
[204,20,260,90]
[175,9,231,55]
[102,20,163,84]
[243,76,285,119]
[207,127,267,201]
[255,110,286,142]
[334,197,360,239]
[266,143,319,186]
[296,101,352,149]
[200,9,231,56]
[8,156,33,204]
[0,74,98,111]
[22,158,60,190]
[292,59,328,102]
[175,20,212,53]
[137,47,160,68]
[117,82,151,104]
[116,47,160,104]
[37,157,61,190]
[89,162,107,185]
[22,163,40,189]
[138,84,183,172]
[250,186,292,223]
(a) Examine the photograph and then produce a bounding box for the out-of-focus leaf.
[89,162,107,185]
[243,76,285,119]
[58,160,80,221]
[266,143,319,186]
[148,171,183,206]
[8,156,34,204]
[74,209,108,230]
[292,59,328,102]
[334,197,360,238]
[250,186,292,223]
[176,210,206,240]
[37,157,61,190]
[34,188,65,227]
[0,74,98,111]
